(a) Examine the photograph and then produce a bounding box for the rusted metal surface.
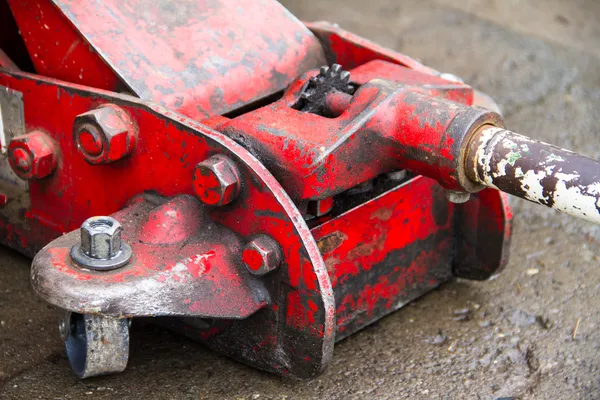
[34,195,267,318]
[306,21,438,75]
[7,0,126,92]
[60,312,130,378]
[3,0,599,382]
[219,59,500,202]
[0,69,334,378]
[0,85,30,254]
[311,176,510,338]
[9,0,327,120]
[467,126,600,224]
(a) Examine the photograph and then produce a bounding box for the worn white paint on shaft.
[472,127,600,225]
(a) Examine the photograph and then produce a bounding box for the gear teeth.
[300,64,354,113]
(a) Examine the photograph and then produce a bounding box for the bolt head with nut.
[73,104,136,164]
[8,130,58,180]
[70,216,133,271]
[242,235,282,276]
[192,154,241,206]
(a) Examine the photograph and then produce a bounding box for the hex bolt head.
[242,235,282,276]
[192,154,241,206]
[73,104,136,164]
[8,131,58,180]
[70,216,133,271]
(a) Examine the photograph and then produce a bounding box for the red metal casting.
[215,59,499,202]
[1,69,334,378]
[0,0,516,380]
[9,0,328,120]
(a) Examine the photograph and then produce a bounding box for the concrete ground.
[1,0,600,398]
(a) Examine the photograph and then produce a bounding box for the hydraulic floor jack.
[1,0,599,378]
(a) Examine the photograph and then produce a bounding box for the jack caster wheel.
[58,312,130,378]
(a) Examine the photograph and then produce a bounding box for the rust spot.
[348,234,387,259]
[317,231,347,254]
[371,207,393,221]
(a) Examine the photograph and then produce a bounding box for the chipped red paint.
[0,0,514,380]
[10,0,327,120]
[219,59,499,202]
[7,0,124,91]
[0,70,334,379]
[306,21,438,74]
[312,178,510,338]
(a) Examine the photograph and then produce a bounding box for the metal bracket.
[0,86,25,153]
[0,86,29,238]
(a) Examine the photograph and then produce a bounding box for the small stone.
[526,268,539,276]
[536,315,552,329]
[454,308,470,315]
[510,310,536,327]
[426,332,447,346]
[454,308,471,321]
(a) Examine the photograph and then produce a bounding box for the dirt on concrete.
[1,0,600,399]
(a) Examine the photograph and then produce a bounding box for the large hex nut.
[192,154,241,206]
[8,131,57,180]
[242,235,282,276]
[70,216,132,271]
[73,104,136,164]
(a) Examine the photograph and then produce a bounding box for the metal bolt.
[70,216,133,271]
[8,131,57,180]
[59,312,72,341]
[73,104,136,164]
[192,154,241,206]
[242,235,282,276]
[445,189,471,204]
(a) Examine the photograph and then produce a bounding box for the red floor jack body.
[1,0,599,379]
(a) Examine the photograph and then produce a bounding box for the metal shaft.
[466,126,600,224]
